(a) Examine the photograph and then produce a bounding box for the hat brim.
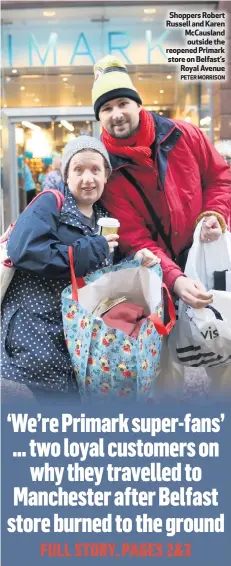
[94,88,142,120]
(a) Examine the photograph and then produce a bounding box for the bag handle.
[148,282,176,336]
[1,189,65,269]
[68,246,86,302]
[1,191,65,247]
[0,223,15,244]
[69,247,175,334]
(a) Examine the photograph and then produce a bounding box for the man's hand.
[173,276,213,308]
[135,248,161,267]
[200,215,222,243]
[104,233,119,253]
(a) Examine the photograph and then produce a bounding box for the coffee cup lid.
[97,217,120,227]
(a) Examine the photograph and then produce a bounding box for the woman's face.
[67,150,107,207]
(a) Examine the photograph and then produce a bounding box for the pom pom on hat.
[92,55,142,120]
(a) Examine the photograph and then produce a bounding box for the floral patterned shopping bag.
[62,248,175,401]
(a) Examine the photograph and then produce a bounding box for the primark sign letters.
[2,25,174,67]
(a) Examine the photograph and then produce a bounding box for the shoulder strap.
[25,189,65,212]
[120,168,176,261]
[1,190,65,268]
[1,190,64,243]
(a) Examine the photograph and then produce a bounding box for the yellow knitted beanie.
[92,55,142,120]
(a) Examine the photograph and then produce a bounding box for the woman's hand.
[104,233,119,253]
[135,248,161,267]
[173,276,213,308]
[200,215,222,243]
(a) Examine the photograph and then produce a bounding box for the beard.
[109,120,139,139]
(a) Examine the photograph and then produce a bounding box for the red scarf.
[102,108,155,168]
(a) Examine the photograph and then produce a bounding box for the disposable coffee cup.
[97,217,120,236]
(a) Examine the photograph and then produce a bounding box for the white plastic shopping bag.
[169,220,231,369]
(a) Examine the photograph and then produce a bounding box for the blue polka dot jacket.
[1,189,113,393]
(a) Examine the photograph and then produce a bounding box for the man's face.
[99,97,141,139]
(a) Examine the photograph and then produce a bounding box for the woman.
[1,136,157,396]
[42,155,64,192]
[38,164,52,188]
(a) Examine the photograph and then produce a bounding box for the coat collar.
[60,189,107,233]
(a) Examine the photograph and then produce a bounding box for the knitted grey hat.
[61,135,112,181]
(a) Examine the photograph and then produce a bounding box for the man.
[92,55,231,311]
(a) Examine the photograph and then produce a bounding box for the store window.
[1,1,218,224]
[1,2,216,126]
[15,119,93,211]
[198,83,213,141]
[2,68,200,125]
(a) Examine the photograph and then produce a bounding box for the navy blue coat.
[1,190,110,393]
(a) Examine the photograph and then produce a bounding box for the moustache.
[112,119,126,126]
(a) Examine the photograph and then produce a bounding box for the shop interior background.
[1,0,231,229]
